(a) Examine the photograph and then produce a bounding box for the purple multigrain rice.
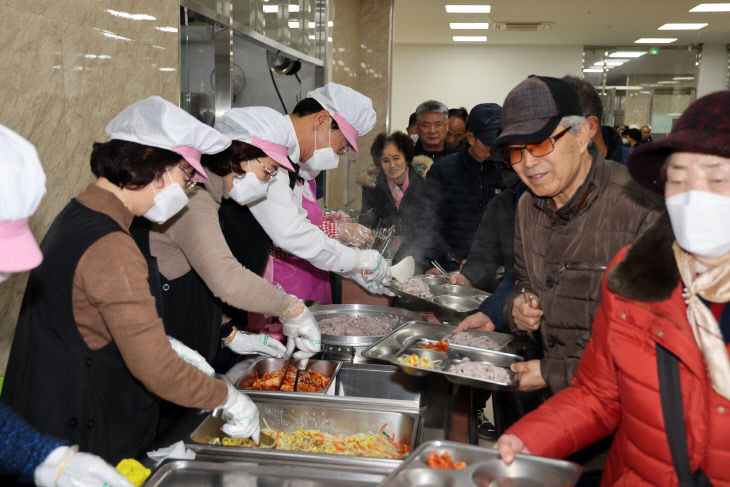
[398,279,432,298]
[446,332,500,350]
[318,314,401,336]
[446,359,511,383]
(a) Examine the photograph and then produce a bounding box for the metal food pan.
[188,395,421,471]
[145,460,385,486]
[378,321,513,352]
[432,284,490,299]
[311,304,423,347]
[235,357,341,395]
[380,440,582,487]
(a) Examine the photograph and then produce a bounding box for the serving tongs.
[279,356,295,391]
[210,374,275,447]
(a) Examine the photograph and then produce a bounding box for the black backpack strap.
[656,343,713,487]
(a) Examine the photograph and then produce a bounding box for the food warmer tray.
[311,304,423,346]
[187,394,421,472]
[387,275,491,323]
[145,460,385,486]
[361,321,522,391]
[380,440,582,487]
[234,357,341,396]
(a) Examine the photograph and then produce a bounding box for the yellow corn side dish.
[211,428,410,459]
[398,353,441,369]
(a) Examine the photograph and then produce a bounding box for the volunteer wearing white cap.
[2,97,260,464]
[0,125,131,487]
[133,106,320,380]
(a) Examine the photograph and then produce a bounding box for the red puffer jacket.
[506,214,730,486]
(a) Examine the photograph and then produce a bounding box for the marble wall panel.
[0,0,180,374]
[325,0,392,211]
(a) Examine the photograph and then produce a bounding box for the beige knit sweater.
[148,169,291,317]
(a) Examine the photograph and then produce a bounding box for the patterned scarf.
[673,242,730,401]
[387,169,410,210]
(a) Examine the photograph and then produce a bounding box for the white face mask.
[410,133,419,143]
[621,137,629,145]
[229,164,269,206]
[666,190,730,259]
[303,125,340,172]
[143,170,190,224]
[298,164,320,181]
[0,272,9,283]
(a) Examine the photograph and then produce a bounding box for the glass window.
[583,46,699,139]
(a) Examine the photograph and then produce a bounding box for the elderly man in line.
[494,75,663,395]
[413,100,457,161]
[446,107,468,149]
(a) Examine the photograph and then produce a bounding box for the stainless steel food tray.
[145,460,385,486]
[380,440,582,487]
[187,395,421,471]
[311,304,423,346]
[387,275,490,322]
[361,321,521,391]
[234,357,341,396]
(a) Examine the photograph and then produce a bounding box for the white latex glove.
[355,249,392,283]
[168,336,215,376]
[337,222,373,247]
[281,307,321,361]
[225,328,286,358]
[350,270,396,296]
[35,445,133,487]
[219,383,260,444]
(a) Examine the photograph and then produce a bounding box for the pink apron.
[247,180,332,340]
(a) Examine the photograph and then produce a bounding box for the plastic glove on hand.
[338,222,373,247]
[356,249,392,283]
[168,336,215,376]
[281,307,321,361]
[349,270,396,296]
[219,383,260,443]
[35,445,133,487]
[226,329,286,358]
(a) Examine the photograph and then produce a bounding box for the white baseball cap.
[215,106,295,172]
[105,96,231,183]
[0,124,46,272]
[307,83,376,155]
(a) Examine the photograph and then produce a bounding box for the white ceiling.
[393,0,730,46]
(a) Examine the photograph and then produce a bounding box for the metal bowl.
[312,304,423,347]
[395,347,447,376]
[472,456,582,487]
[432,295,480,313]
[432,284,489,299]
[416,275,449,286]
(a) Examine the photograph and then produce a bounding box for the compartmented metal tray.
[387,275,490,322]
[235,357,341,395]
[145,460,385,486]
[361,321,521,391]
[188,395,421,471]
[311,304,423,346]
[381,440,582,487]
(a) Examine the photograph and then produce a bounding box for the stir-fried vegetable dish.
[211,423,410,459]
[426,451,466,470]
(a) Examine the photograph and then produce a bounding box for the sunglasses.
[502,127,571,165]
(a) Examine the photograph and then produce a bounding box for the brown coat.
[505,149,663,393]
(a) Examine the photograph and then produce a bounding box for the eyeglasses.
[502,127,571,165]
[253,158,277,179]
[337,143,354,156]
[177,164,197,190]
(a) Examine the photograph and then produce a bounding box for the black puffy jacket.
[422,147,505,270]
[360,166,430,270]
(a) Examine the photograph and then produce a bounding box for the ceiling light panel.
[453,35,487,42]
[445,5,491,13]
[450,23,490,29]
[658,23,708,30]
[689,3,730,12]
[635,38,677,43]
[583,68,604,73]
[672,76,696,80]
[609,51,647,58]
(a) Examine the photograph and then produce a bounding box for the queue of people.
[2,73,729,487]
[359,78,730,486]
